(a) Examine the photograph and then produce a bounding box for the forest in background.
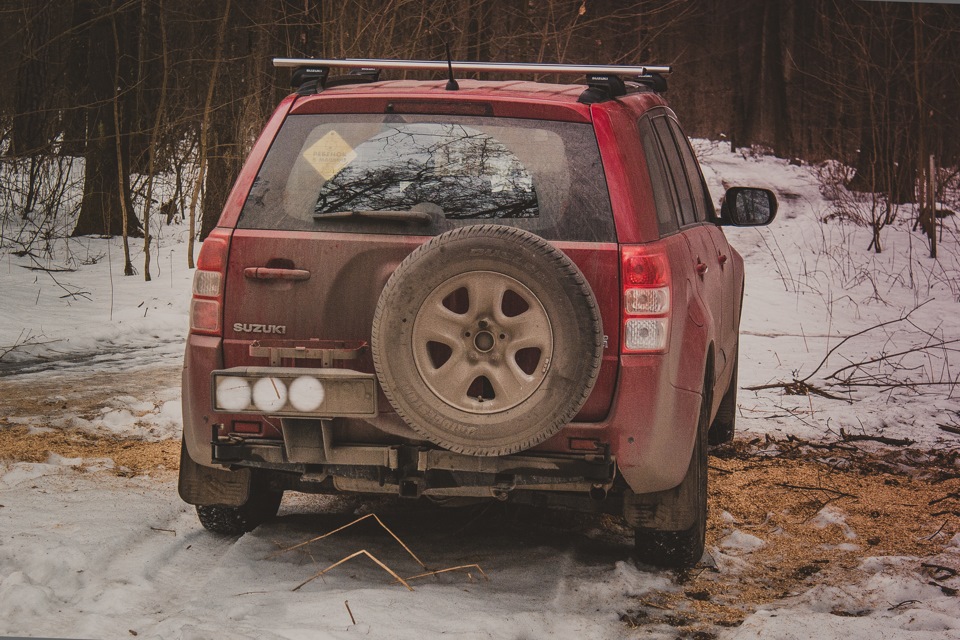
[0,0,958,277]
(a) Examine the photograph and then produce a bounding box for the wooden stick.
[776,483,857,499]
[293,549,414,592]
[403,564,490,583]
[267,513,427,568]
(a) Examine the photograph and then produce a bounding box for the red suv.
[179,58,776,568]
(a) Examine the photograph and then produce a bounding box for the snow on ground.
[0,468,672,640]
[732,555,960,640]
[0,222,194,371]
[1,143,959,639]
[696,140,960,450]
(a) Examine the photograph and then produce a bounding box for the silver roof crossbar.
[273,58,671,77]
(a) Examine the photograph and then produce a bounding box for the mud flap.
[178,441,251,507]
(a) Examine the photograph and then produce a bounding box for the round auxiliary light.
[252,377,288,412]
[288,376,326,412]
[216,376,252,412]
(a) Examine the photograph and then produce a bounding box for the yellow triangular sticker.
[302,130,357,180]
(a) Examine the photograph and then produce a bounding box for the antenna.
[444,43,459,91]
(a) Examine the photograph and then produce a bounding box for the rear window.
[238,114,616,242]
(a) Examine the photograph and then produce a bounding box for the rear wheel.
[195,480,283,535]
[626,375,710,568]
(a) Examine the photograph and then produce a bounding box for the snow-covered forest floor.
[1,143,959,639]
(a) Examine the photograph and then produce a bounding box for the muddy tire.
[195,482,283,535]
[627,376,710,569]
[372,224,602,456]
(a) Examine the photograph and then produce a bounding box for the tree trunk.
[60,0,93,157]
[187,0,232,266]
[71,0,141,238]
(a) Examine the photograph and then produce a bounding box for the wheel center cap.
[474,330,495,352]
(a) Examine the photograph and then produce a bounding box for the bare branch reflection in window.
[314,124,539,220]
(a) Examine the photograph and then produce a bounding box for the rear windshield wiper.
[313,209,433,224]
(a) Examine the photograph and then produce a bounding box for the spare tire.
[371,224,602,456]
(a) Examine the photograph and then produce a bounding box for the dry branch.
[20,265,76,273]
[403,564,490,583]
[745,379,849,400]
[0,329,60,361]
[272,513,488,593]
[921,563,958,579]
[293,549,414,592]
[747,300,960,401]
[800,301,930,384]
[267,513,426,569]
[839,429,915,447]
[939,424,960,436]
[776,483,858,500]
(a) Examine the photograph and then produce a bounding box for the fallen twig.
[887,599,921,611]
[930,582,958,596]
[783,434,858,452]
[800,300,931,384]
[776,483,857,499]
[827,339,960,383]
[938,424,960,436]
[403,564,490,583]
[0,328,61,361]
[273,513,488,593]
[839,429,915,447]
[267,513,427,569]
[744,379,849,400]
[923,520,950,541]
[929,492,960,506]
[921,563,958,580]
[293,549,414,592]
[344,600,356,625]
[20,265,77,273]
[149,527,176,535]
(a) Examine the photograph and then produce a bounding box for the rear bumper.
[183,338,700,496]
[211,419,615,499]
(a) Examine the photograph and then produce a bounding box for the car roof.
[316,79,590,102]
[288,79,668,121]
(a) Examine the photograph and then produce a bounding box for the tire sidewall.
[372,225,601,455]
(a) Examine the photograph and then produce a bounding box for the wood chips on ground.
[0,422,179,475]
[625,439,960,635]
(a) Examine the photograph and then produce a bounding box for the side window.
[666,118,710,223]
[638,118,679,236]
[650,116,696,227]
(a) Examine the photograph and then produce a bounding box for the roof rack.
[273,58,671,100]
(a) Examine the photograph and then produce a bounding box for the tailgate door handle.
[243,267,311,281]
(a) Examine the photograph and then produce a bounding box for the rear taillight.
[621,246,670,353]
[189,228,231,336]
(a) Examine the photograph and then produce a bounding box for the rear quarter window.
[238,113,617,243]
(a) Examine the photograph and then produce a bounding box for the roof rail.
[275,58,671,100]
[273,58,671,78]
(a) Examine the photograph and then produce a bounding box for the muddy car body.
[179,59,776,567]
